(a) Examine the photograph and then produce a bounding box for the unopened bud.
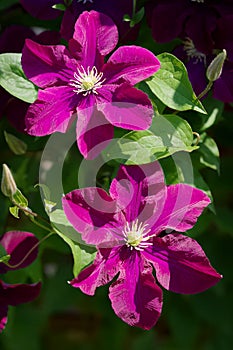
[1,164,17,198]
[4,131,27,155]
[206,49,227,82]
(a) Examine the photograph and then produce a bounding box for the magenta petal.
[0,280,41,306]
[25,86,78,136]
[73,11,118,67]
[150,184,211,234]
[70,247,121,295]
[0,231,38,273]
[144,233,222,294]
[98,84,153,130]
[76,96,114,159]
[62,188,124,246]
[0,305,7,333]
[109,252,163,330]
[109,161,166,223]
[103,46,160,85]
[22,39,76,88]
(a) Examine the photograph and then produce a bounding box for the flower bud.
[206,49,227,82]
[1,164,17,198]
[4,131,27,155]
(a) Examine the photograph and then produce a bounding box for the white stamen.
[70,65,105,96]
[183,37,206,65]
[123,219,154,251]
[191,0,204,3]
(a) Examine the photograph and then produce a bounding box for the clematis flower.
[20,0,63,20]
[174,35,233,102]
[60,0,140,43]
[146,0,233,54]
[62,161,222,329]
[21,10,160,158]
[0,231,41,333]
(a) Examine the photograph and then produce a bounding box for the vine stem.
[192,132,201,146]
[12,201,53,232]
[29,216,52,233]
[133,0,136,16]
[196,81,213,100]
[3,231,55,269]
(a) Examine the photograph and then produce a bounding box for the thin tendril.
[3,231,54,269]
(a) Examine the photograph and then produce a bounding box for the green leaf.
[12,189,28,208]
[0,53,38,103]
[50,209,83,243]
[123,14,131,22]
[4,131,27,155]
[137,81,166,114]
[146,53,206,114]
[199,134,220,174]
[58,230,96,277]
[200,95,224,131]
[0,243,10,264]
[50,209,96,276]
[9,205,20,218]
[71,244,96,276]
[52,3,66,11]
[160,155,214,212]
[123,7,145,27]
[0,244,7,258]
[103,114,198,165]
[130,7,145,26]
[34,184,57,213]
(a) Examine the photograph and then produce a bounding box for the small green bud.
[206,49,227,82]
[4,131,27,155]
[1,164,17,198]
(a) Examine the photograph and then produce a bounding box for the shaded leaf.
[4,131,27,155]
[199,134,220,174]
[50,209,96,277]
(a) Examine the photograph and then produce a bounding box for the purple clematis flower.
[0,231,41,333]
[174,34,233,102]
[21,10,160,158]
[20,0,63,20]
[60,0,139,43]
[146,0,233,54]
[62,161,222,329]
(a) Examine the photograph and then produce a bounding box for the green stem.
[196,81,213,100]
[3,231,54,269]
[12,202,37,217]
[133,0,137,17]
[12,201,53,232]
[30,216,52,233]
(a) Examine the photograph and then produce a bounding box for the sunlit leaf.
[0,53,38,103]
[146,53,206,114]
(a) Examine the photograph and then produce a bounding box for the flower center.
[191,0,204,3]
[70,66,105,96]
[77,0,93,4]
[123,219,153,251]
[183,37,206,64]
